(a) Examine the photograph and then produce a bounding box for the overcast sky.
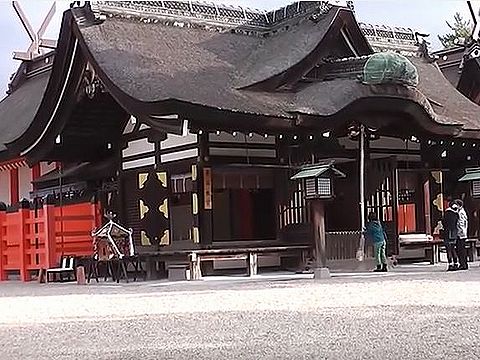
[0,0,479,95]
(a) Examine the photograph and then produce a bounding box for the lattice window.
[472,180,480,197]
[366,176,393,223]
[171,174,193,194]
[317,178,331,197]
[280,180,309,228]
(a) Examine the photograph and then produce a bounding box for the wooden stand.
[311,200,330,279]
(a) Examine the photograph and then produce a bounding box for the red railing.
[0,200,101,281]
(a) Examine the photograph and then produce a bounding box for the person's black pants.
[445,242,458,265]
[456,238,468,269]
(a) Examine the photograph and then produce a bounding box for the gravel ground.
[1,265,480,359]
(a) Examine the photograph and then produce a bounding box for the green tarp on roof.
[363,52,419,87]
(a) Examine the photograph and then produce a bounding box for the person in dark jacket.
[365,212,388,272]
[442,202,459,271]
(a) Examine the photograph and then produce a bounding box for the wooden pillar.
[18,200,30,281]
[0,205,6,281]
[191,164,200,244]
[10,168,19,205]
[43,196,56,269]
[423,178,432,235]
[391,167,400,255]
[311,200,327,268]
[198,133,213,246]
[238,190,253,239]
[31,164,40,181]
[199,167,213,245]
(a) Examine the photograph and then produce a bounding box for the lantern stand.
[291,161,346,279]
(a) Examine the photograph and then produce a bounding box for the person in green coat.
[365,212,388,272]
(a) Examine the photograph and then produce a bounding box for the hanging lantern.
[290,161,346,200]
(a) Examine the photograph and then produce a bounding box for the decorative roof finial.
[12,1,58,61]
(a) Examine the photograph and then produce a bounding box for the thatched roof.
[0,69,51,153]
[72,1,479,133]
[73,2,353,118]
[1,0,480,162]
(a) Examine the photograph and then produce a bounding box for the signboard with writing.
[203,168,212,210]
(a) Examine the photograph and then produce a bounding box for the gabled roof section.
[235,5,340,89]
[457,57,480,102]
[74,9,286,115]
[4,9,94,162]
[432,45,465,87]
[73,1,369,110]
[237,6,372,90]
[69,2,480,137]
[293,55,480,135]
[0,53,53,157]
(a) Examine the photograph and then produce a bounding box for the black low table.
[82,256,144,283]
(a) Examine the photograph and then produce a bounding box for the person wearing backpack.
[365,212,388,272]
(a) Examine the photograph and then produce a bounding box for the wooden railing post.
[0,202,7,281]
[43,195,57,269]
[18,199,30,282]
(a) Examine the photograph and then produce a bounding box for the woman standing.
[365,212,388,272]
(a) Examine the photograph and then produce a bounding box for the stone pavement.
[0,263,480,359]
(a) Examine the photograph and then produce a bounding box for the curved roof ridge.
[359,21,423,57]
[92,1,334,33]
[359,22,418,34]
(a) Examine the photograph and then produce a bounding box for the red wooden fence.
[0,200,101,281]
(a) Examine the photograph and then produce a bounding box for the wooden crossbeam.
[468,1,480,41]
[12,1,58,61]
